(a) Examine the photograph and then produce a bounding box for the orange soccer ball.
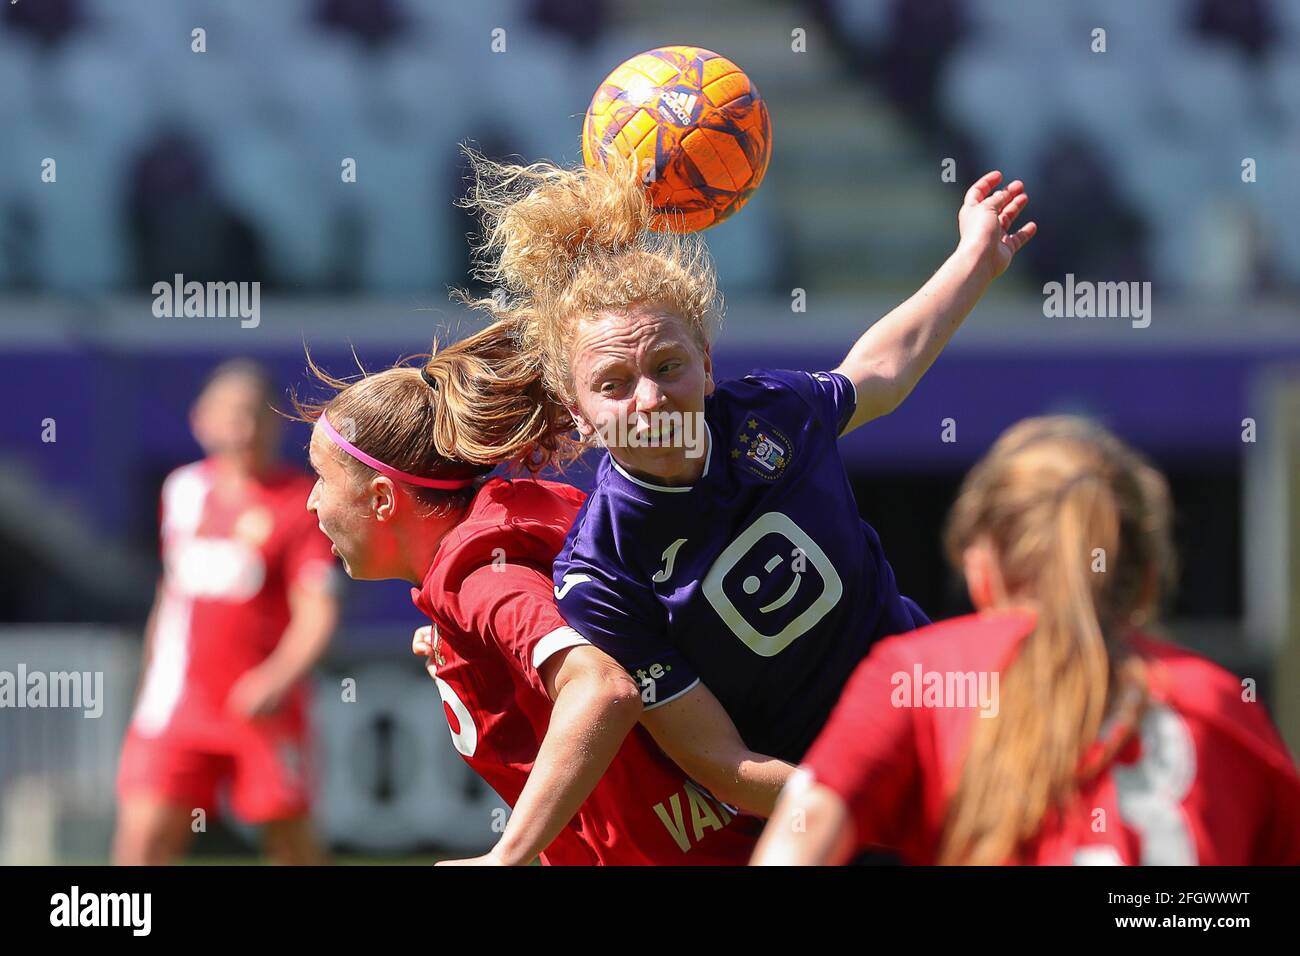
[582,45,772,233]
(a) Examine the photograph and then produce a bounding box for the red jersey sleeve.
[1146,637,1300,865]
[802,640,922,852]
[1250,751,1300,864]
[452,560,589,698]
[1218,702,1300,865]
[1231,702,1300,864]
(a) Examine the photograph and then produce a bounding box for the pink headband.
[317,412,478,490]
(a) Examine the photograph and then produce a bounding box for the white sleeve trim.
[642,676,702,711]
[531,626,591,669]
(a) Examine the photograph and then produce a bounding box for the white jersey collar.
[609,423,713,493]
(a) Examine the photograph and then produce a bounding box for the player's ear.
[371,476,398,521]
[700,340,715,397]
[565,401,596,439]
[962,541,1002,612]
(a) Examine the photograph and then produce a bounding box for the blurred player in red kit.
[753,416,1300,865]
[113,360,339,865]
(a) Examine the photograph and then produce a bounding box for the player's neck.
[614,427,710,488]
[395,509,464,584]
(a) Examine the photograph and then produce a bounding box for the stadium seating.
[1,0,1297,294]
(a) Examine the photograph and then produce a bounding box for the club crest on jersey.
[732,416,791,480]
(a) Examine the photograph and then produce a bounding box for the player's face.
[568,304,714,486]
[191,373,280,470]
[307,425,381,579]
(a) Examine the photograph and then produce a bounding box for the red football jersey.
[411,477,762,865]
[805,610,1300,865]
[130,460,335,738]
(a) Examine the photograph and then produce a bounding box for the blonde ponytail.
[421,315,579,471]
[939,417,1174,864]
[290,317,581,507]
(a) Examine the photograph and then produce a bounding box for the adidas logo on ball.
[659,90,697,125]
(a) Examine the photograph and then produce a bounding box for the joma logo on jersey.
[554,573,591,600]
[652,780,734,852]
[658,90,698,125]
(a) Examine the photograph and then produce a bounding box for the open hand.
[956,170,1036,280]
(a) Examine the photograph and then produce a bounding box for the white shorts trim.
[642,676,702,711]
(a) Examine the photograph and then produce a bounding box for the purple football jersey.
[553,368,928,761]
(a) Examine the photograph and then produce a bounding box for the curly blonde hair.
[451,149,724,406]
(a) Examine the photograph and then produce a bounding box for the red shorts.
[116,721,313,825]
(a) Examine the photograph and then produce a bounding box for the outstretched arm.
[835,171,1036,434]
